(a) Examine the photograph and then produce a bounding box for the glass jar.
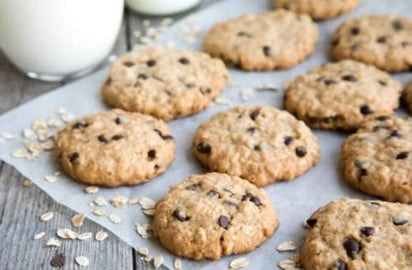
[126,0,201,16]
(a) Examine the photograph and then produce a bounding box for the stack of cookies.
[54,0,412,268]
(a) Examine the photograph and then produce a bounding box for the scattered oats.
[241,88,253,101]
[23,180,32,187]
[128,197,140,205]
[23,128,36,139]
[46,237,61,247]
[153,254,163,269]
[277,241,297,252]
[40,211,54,222]
[278,259,298,270]
[33,231,46,240]
[143,256,152,263]
[143,19,151,27]
[142,208,155,216]
[32,118,48,130]
[75,256,90,267]
[256,83,279,92]
[139,197,155,210]
[230,257,249,269]
[41,140,55,150]
[92,209,107,217]
[57,228,78,239]
[84,186,99,194]
[108,214,122,224]
[11,148,29,158]
[213,96,229,105]
[0,137,4,145]
[93,196,108,206]
[135,223,152,239]
[137,247,149,256]
[71,213,85,227]
[111,196,129,208]
[78,232,93,240]
[47,118,63,128]
[2,132,16,139]
[95,231,108,242]
[174,258,182,270]
[44,175,58,183]
[61,112,75,122]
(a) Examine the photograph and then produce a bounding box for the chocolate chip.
[369,202,381,207]
[250,110,260,121]
[237,31,252,38]
[375,115,389,121]
[249,196,262,206]
[295,146,307,157]
[253,145,261,151]
[112,135,123,141]
[207,190,220,198]
[50,253,65,267]
[196,142,211,154]
[105,77,112,86]
[392,20,403,30]
[284,136,294,146]
[69,152,79,163]
[343,238,361,259]
[332,38,340,46]
[324,79,337,86]
[147,59,156,67]
[200,86,212,95]
[342,75,357,82]
[223,188,235,196]
[72,122,88,129]
[137,73,148,80]
[378,80,387,86]
[173,210,189,222]
[337,259,347,270]
[388,130,401,139]
[306,219,317,227]
[402,41,411,48]
[123,61,135,67]
[186,183,201,190]
[247,127,257,134]
[360,105,373,115]
[376,36,387,43]
[178,57,190,65]
[154,129,174,140]
[360,226,375,237]
[218,215,230,229]
[98,134,108,143]
[393,219,408,226]
[350,27,360,35]
[396,151,409,160]
[263,46,271,57]
[115,117,122,124]
[148,149,156,159]
[223,200,237,207]
[186,83,196,88]
[154,164,160,170]
[372,125,389,132]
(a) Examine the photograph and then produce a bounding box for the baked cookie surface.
[102,47,228,121]
[341,115,412,203]
[331,15,412,72]
[284,60,402,131]
[152,173,279,260]
[275,0,359,20]
[203,10,318,71]
[301,198,412,270]
[55,109,175,187]
[193,105,320,186]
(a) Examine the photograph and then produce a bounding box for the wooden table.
[0,1,218,269]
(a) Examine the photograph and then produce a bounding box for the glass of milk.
[0,0,124,82]
[126,0,201,16]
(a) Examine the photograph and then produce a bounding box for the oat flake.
[75,256,89,267]
[174,258,182,270]
[153,254,163,269]
[44,175,58,183]
[46,237,61,247]
[57,228,78,239]
[71,213,85,227]
[40,211,54,222]
[33,231,46,240]
[93,196,108,206]
[23,180,32,187]
[128,198,140,205]
[108,214,121,224]
[277,241,297,252]
[110,196,129,208]
[137,247,149,256]
[95,231,108,241]
[230,257,249,269]
[278,259,298,269]
[84,186,99,194]
[78,232,93,240]
[139,197,155,209]
[92,209,107,217]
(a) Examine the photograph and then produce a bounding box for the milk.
[126,0,201,15]
[0,0,124,81]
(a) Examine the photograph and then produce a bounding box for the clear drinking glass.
[126,0,201,16]
[0,0,124,82]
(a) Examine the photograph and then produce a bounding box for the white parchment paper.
[1,0,412,269]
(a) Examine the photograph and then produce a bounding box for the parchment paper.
[1,0,412,269]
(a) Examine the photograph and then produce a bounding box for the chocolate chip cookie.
[341,115,412,202]
[55,109,175,187]
[403,81,412,113]
[152,173,279,260]
[193,105,320,186]
[331,15,412,72]
[301,198,412,270]
[284,60,402,131]
[275,0,359,20]
[101,47,228,121]
[203,10,318,71]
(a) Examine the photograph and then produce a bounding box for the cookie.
[152,173,279,260]
[341,115,412,203]
[331,15,412,72]
[55,109,175,187]
[193,105,320,186]
[284,60,402,131]
[403,81,412,113]
[101,47,228,121]
[275,0,359,20]
[300,198,412,270]
[203,10,318,71]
